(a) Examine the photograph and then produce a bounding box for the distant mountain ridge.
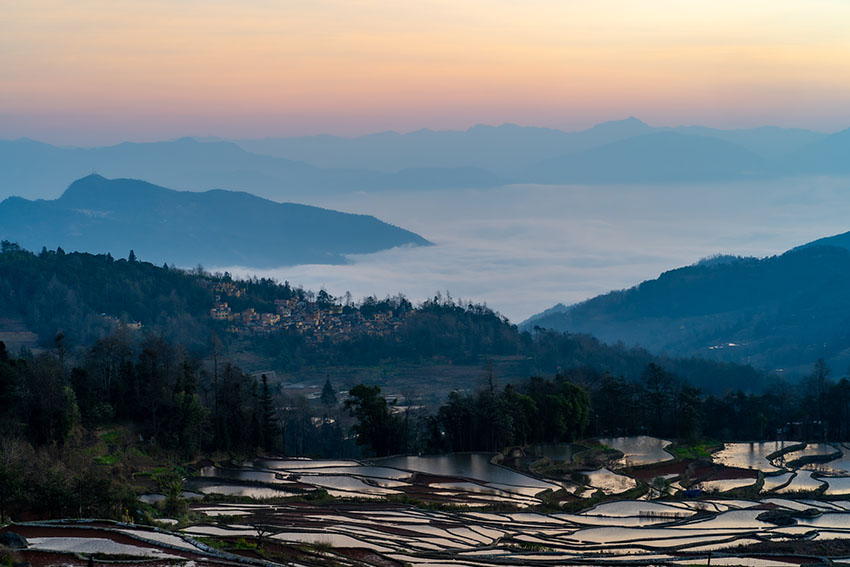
[234,117,658,174]
[0,175,430,267]
[521,240,850,375]
[780,127,850,174]
[233,117,826,174]
[0,137,503,201]
[0,118,845,202]
[525,132,767,183]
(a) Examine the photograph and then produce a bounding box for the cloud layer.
[217,177,850,323]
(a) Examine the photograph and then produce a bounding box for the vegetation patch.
[669,440,721,461]
[93,454,120,466]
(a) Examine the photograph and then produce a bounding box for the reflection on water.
[597,436,672,466]
[251,459,359,469]
[761,472,795,492]
[376,454,557,490]
[583,468,637,495]
[698,478,757,493]
[778,443,839,466]
[777,471,825,494]
[186,483,296,499]
[807,445,850,475]
[577,500,693,518]
[293,474,402,495]
[528,443,585,463]
[823,476,850,496]
[297,465,412,480]
[199,467,289,484]
[713,441,795,472]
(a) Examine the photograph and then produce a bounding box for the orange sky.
[2,0,849,144]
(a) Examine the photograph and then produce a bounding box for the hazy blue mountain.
[1,120,841,201]
[0,175,430,267]
[672,125,826,159]
[521,244,850,374]
[782,127,850,174]
[0,138,503,201]
[526,132,766,183]
[234,118,825,174]
[234,118,656,174]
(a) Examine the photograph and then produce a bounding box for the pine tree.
[320,377,337,407]
[260,374,279,453]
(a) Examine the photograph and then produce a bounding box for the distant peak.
[59,175,169,206]
[59,174,113,202]
[73,173,108,184]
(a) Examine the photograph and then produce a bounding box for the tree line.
[344,359,850,457]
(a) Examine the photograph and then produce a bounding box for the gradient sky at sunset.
[2,0,849,144]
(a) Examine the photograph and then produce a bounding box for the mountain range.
[0,175,430,268]
[522,239,850,375]
[233,118,826,174]
[0,138,502,202]
[2,118,847,202]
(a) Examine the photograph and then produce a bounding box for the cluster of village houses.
[208,282,404,342]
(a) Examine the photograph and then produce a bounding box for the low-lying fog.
[219,176,850,324]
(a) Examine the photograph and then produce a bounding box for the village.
[208,281,405,343]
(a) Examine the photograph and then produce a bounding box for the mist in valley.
[218,175,850,323]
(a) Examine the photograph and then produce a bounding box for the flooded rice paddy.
[19,498,847,566]
[376,453,559,492]
[597,435,673,467]
[712,441,793,472]
[20,437,850,566]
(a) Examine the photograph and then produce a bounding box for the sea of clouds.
[218,177,850,324]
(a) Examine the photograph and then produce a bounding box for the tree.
[642,363,673,435]
[0,436,24,522]
[810,358,831,440]
[316,289,334,308]
[128,250,137,262]
[672,382,703,440]
[344,384,404,457]
[259,374,279,453]
[320,377,337,407]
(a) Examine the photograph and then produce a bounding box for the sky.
[2,0,850,145]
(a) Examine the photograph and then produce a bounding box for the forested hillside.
[524,245,850,374]
[0,242,768,395]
